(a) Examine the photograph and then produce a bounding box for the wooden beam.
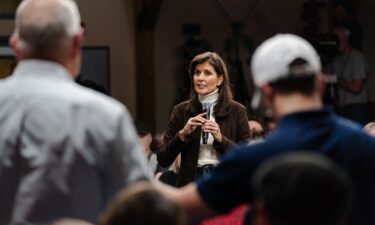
[134,0,163,132]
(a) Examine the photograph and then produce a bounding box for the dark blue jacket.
[198,108,375,225]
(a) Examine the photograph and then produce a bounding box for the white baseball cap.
[251,34,321,86]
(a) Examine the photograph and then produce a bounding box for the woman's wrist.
[178,130,188,141]
[215,136,223,143]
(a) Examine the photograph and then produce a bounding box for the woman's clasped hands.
[178,112,222,143]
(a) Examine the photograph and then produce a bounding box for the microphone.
[202,102,212,144]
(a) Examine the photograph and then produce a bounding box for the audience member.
[48,218,94,225]
[363,122,375,137]
[157,34,375,225]
[332,26,369,125]
[99,182,186,225]
[158,155,180,187]
[135,121,165,175]
[157,52,250,186]
[251,152,352,225]
[0,0,151,224]
[333,0,363,50]
[151,131,165,153]
[248,120,264,142]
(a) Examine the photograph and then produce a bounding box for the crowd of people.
[0,0,375,225]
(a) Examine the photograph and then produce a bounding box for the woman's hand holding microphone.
[178,112,222,143]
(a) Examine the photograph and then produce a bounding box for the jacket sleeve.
[213,136,234,154]
[213,103,250,153]
[234,104,251,143]
[157,105,189,167]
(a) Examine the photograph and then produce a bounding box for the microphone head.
[202,102,212,111]
[202,102,212,121]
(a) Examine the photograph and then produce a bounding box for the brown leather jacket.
[157,100,250,187]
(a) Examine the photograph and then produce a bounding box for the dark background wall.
[150,0,375,132]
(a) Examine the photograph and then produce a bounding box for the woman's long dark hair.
[186,52,233,119]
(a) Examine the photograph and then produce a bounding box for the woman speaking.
[157,52,250,187]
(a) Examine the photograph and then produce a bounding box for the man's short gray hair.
[13,0,81,59]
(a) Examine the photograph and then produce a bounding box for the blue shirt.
[197,108,375,225]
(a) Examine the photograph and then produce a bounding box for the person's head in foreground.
[10,0,83,77]
[252,152,352,225]
[363,122,375,137]
[48,218,94,225]
[100,182,186,225]
[251,34,324,119]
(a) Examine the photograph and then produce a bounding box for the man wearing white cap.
[159,34,375,225]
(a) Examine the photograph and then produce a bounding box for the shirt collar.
[198,88,219,105]
[12,59,73,81]
[277,107,333,128]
